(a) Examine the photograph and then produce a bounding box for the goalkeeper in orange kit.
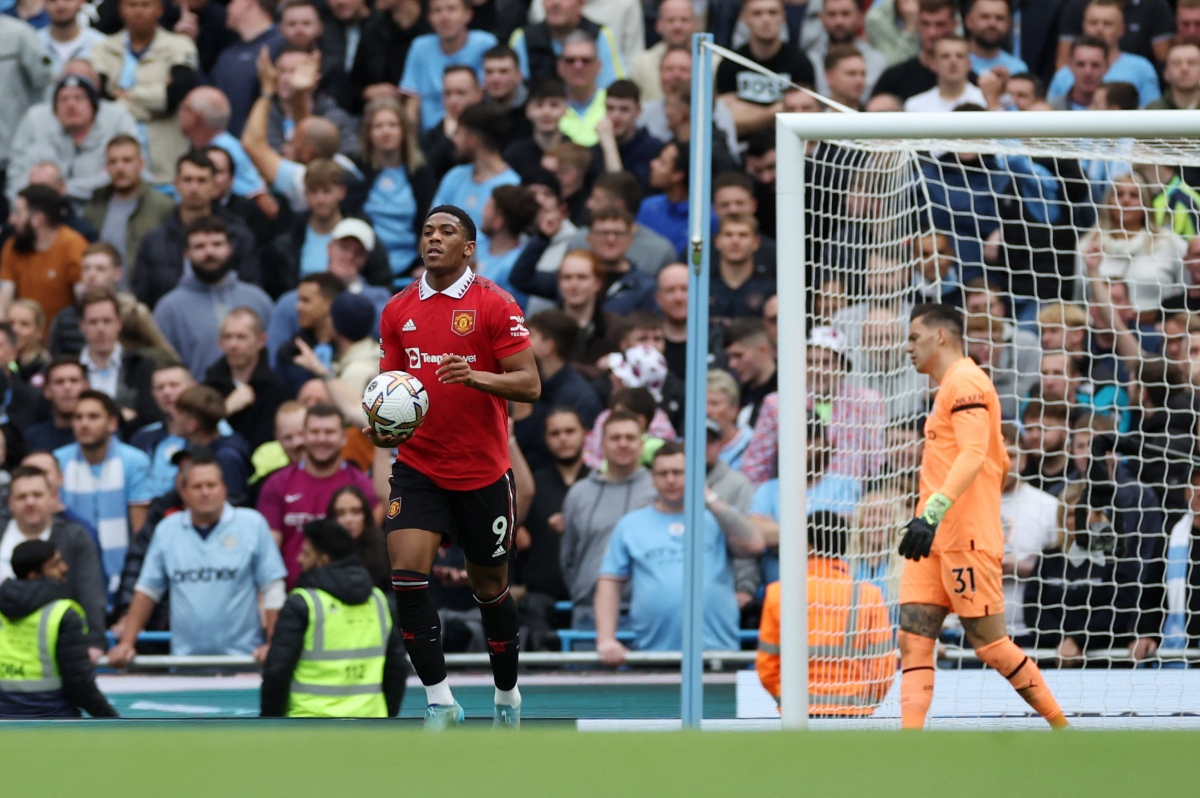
[897,304,1068,730]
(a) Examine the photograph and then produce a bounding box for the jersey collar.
[418,268,475,300]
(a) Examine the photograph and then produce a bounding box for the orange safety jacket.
[756,557,896,715]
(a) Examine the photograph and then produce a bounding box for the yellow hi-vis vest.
[287,587,391,718]
[0,599,84,694]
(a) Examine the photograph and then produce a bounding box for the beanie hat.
[330,291,376,343]
[54,74,100,113]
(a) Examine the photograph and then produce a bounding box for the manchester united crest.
[388,499,401,519]
[451,309,476,336]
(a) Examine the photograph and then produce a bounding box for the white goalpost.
[774,109,1200,730]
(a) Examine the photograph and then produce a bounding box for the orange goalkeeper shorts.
[898,549,1004,618]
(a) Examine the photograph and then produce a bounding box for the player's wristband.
[921,493,953,526]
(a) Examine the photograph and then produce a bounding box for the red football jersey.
[379,269,531,490]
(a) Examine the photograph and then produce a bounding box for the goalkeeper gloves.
[898,493,953,561]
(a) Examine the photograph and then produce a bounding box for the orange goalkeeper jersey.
[918,357,1008,555]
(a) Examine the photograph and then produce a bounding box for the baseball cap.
[170,444,216,466]
[332,218,376,252]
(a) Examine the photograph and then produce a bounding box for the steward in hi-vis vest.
[0,540,118,718]
[261,520,406,717]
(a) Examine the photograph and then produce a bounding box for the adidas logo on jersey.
[492,545,507,558]
[402,319,417,331]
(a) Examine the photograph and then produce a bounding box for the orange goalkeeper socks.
[898,631,936,730]
[975,637,1068,729]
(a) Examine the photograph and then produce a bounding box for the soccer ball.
[362,371,429,437]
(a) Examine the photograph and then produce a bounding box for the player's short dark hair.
[1007,71,1045,99]
[602,408,644,433]
[12,540,57,580]
[1100,81,1138,110]
[527,77,567,101]
[18,185,67,227]
[483,44,520,65]
[592,172,641,216]
[77,388,120,420]
[911,303,964,340]
[425,205,478,242]
[809,510,848,558]
[528,309,579,360]
[606,79,641,103]
[651,439,685,463]
[491,185,540,237]
[611,387,658,424]
[176,148,215,175]
[724,318,770,347]
[305,403,343,424]
[458,103,507,152]
[303,518,355,561]
[299,272,346,300]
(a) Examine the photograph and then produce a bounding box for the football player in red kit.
[366,205,540,728]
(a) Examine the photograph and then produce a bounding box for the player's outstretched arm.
[437,349,541,403]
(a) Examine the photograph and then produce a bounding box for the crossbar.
[777,109,1200,141]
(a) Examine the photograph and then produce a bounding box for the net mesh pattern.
[785,133,1200,724]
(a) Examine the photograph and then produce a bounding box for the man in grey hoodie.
[153,215,274,379]
[560,410,655,629]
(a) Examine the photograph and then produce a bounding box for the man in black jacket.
[204,308,290,451]
[132,150,261,307]
[0,540,118,718]
[260,520,406,717]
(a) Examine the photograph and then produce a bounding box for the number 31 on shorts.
[951,566,976,594]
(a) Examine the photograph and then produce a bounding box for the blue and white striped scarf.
[1163,513,1192,656]
[61,449,130,598]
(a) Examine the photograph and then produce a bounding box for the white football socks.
[495,686,522,708]
[425,679,455,706]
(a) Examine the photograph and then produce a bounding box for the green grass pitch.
[0,725,1191,797]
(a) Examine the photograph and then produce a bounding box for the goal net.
[773,110,1200,729]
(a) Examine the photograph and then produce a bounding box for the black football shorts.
[385,461,516,567]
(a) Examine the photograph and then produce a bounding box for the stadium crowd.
[0,0,1199,684]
